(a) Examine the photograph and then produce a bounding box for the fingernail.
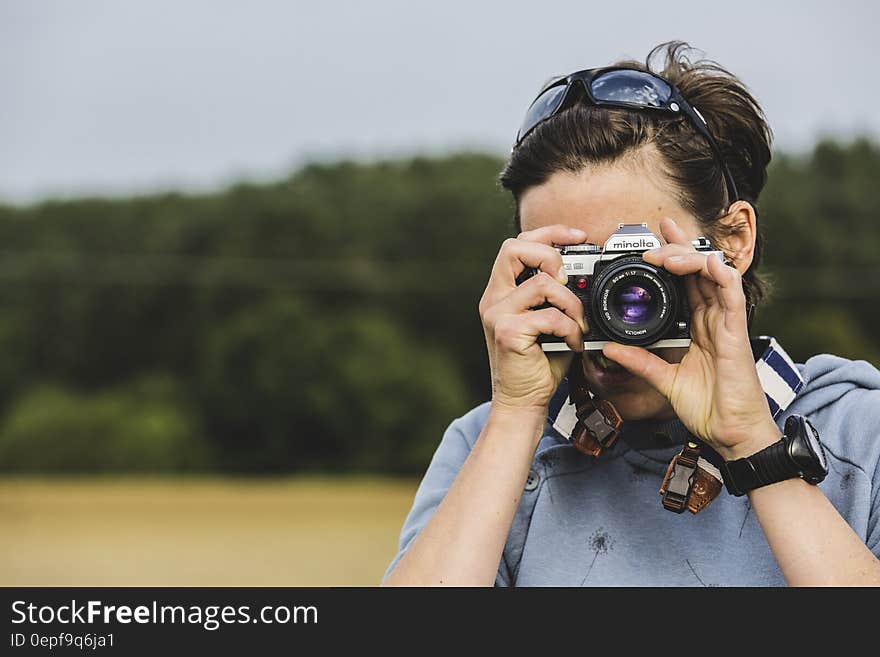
[557,266,568,284]
[569,228,587,238]
[578,319,587,333]
[668,256,683,263]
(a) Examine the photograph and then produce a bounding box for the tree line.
[0,138,878,473]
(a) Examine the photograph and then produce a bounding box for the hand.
[478,225,588,416]
[602,218,781,460]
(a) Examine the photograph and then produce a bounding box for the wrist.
[716,419,783,461]
[488,400,548,446]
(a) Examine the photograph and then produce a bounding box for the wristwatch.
[719,414,829,496]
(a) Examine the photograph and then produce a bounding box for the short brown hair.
[499,41,773,309]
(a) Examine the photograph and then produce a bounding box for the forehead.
[519,158,698,242]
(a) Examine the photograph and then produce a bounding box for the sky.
[2,0,878,204]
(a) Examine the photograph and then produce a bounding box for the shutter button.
[524,469,539,492]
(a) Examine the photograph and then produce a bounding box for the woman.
[382,42,880,586]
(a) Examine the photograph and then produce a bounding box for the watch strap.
[720,439,791,496]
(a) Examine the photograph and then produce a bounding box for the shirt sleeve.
[381,411,513,586]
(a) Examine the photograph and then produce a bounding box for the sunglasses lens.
[591,70,671,108]
[517,84,567,143]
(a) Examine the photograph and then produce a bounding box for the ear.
[715,200,757,275]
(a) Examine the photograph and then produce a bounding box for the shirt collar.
[546,335,805,444]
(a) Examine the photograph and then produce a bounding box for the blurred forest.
[0,138,878,474]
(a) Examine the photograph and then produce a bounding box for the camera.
[520,223,723,351]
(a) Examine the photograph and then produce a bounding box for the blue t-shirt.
[383,339,880,586]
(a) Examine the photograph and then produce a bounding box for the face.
[519,151,702,422]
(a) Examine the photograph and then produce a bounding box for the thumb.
[602,343,675,398]
[548,351,574,385]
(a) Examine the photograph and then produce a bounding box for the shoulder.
[790,353,880,478]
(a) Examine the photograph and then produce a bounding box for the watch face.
[806,422,828,471]
[787,416,828,484]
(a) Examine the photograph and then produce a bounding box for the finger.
[517,224,588,246]
[547,351,576,384]
[602,342,675,398]
[492,271,587,333]
[483,239,567,307]
[706,252,748,327]
[684,272,707,309]
[659,217,692,246]
[661,252,713,278]
[696,274,718,307]
[648,251,716,308]
[495,307,584,353]
[665,253,749,333]
[642,242,696,266]
[663,253,723,308]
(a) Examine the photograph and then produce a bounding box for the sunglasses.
[514,67,739,203]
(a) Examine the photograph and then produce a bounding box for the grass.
[0,476,419,586]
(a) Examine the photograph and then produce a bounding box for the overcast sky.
[2,0,878,204]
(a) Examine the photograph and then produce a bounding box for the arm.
[383,224,589,586]
[749,475,880,585]
[718,416,880,586]
[608,216,880,586]
[382,404,545,586]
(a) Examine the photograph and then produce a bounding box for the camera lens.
[611,284,656,325]
[591,256,678,346]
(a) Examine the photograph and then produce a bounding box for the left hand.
[602,217,782,460]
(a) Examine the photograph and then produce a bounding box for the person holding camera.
[382,42,880,586]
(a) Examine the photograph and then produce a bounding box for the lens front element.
[592,257,678,346]
[611,284,657,325]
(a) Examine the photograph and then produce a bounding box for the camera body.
[522,224,722,351]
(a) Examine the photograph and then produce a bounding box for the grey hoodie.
[383,348,880,586]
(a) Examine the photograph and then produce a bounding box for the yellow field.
[0,476,419,586]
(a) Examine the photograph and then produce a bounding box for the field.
[0,477,419,586]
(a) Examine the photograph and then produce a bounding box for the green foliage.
[0,141,877,473]
[0,375,209,472]
[197,297,466,473]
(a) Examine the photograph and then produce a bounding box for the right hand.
[478,225,589,414]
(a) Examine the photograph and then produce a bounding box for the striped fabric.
[547,336,805,443]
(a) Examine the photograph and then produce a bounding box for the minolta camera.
[520,224,722,351]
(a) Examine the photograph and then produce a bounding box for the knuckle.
[535,271,554,288]
[548,308,568,331]
[478,291,495,319]
[480,303,496,326]
[500,237,519,253]
[493,317,518,344]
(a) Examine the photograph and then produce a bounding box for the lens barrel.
[590,256,678,346]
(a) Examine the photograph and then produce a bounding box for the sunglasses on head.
[514,67,739,203]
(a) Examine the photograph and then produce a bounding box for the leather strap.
[567,361,623,457]
[659,441,700,513]
[565,360,723,514]
[659,442,724,514]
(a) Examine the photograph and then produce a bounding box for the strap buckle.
[660,441,700,514]
[570,399,622,457]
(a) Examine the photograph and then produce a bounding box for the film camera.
[520,224,723,351]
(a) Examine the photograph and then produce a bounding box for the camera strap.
[658,441,724,514]
[566,360,623,457]
[564,359,723,514]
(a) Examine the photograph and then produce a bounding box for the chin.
[579,350,678,422]
[599,386,673,421]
